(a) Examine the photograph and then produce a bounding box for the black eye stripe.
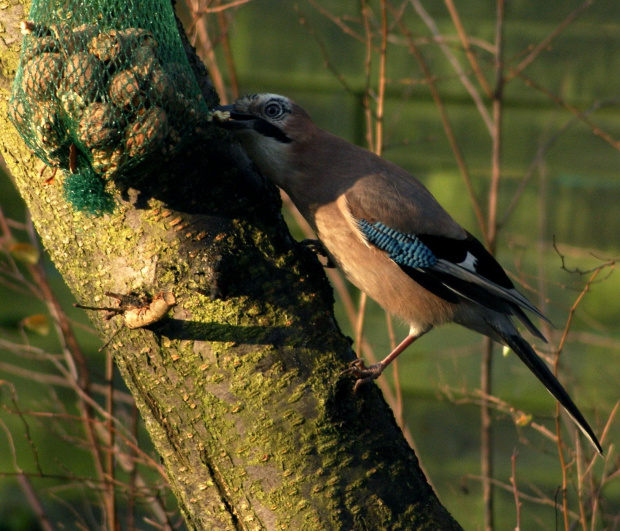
[253,119,291,143]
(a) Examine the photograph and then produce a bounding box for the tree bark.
[0,1,462,529]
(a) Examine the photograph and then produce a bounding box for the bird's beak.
[210,104,255,130]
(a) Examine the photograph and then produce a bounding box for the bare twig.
[295,6,358,96]
[515,72,620,152]
[480,337,495,531]
[217,5,240,99]
[467,473,582,521]
[500,97,620,228]
[17,473,54,531]
[443,0,493,97]
[105,349,116,531]
[505,0,598,84]
[553,266,602,530]
[306,0,365,44]
[361,0,375,152]
[480,3,506,528]
[195,0,253,14]
[27,259,111,524]
[410,0,493,133]
[376,0,388,156]
[553,237,616,276]
[391,13,489,243]
[510,451,522,531]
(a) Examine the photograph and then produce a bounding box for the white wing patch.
[457,251,478,273]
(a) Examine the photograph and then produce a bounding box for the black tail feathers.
[496,329,602,455]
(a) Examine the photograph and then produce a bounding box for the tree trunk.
[0,2,462,529]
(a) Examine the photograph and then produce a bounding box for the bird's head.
[212,94,317,185]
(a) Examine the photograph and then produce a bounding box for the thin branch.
[510,451,522,531]
[515,72,620,152]
[376,0,388,156]
[192,3,227,102]
[392,13,488,242]
[361,0,375,153]
[217,2,240,99]
[467,473,582,521]
[26,257,110,519]
[499,97,620,228]
[553,267,602,529]
[17,473,55,531]
[195,0,253,14]
[388,32,496,54]
[305,0,366,44]
[443,0,493,97]
[505,0,598,84]
[355,292,368,358]
[481,3,505,528]
[105,349,116,531]
[409,0,493,133]
[487,0,505,248]
[295,6,358,97]
[0,361,135,404]
[0,392,23,473]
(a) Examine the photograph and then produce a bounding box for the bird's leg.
[342,325,432,392]
[300,238,336,268]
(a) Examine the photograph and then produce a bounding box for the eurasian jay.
[213,93,602,455]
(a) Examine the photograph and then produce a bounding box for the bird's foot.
[300,239,336,268]
[340,358,386,392]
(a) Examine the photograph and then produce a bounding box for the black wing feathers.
[417,232,514,289]
[399,265,461,304]
[404,231,549,336]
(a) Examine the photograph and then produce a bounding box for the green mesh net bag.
[9,0,209,214]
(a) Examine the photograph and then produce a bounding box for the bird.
[212,93,602,455]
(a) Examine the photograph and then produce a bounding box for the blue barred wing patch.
[358,219,437,268]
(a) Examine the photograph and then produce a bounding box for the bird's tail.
[492,324,603,455]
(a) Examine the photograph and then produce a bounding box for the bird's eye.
[264,102,283,118]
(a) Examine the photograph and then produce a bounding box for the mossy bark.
[0,1,462,529]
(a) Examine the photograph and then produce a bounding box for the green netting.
[9,0,209,214]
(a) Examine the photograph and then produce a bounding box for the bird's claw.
[300,239,336,268]
[301,238,326,255]
[340,358,385,392]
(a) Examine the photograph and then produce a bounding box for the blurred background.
[1,0,618,529]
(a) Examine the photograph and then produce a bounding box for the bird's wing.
[343,171,466,239]
[343,174,549,337]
